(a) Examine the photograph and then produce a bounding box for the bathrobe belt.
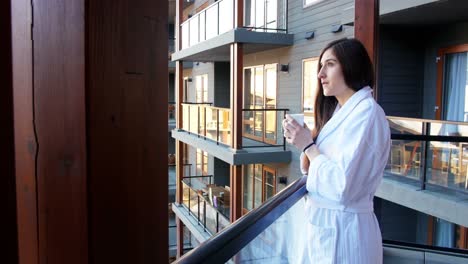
[307,198,374,213]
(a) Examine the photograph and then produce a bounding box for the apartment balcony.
[172,0,294,62]
[377,116,468,228]
[172,176,231,244]
[171,103,291,165]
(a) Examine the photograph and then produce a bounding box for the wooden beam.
[230,43,243,150]
[230,165,242,222]
[87,0,168,262]
[175,0,185,258]
[355,0,379,98]
[32,0,87,262]
[11,0,39,263]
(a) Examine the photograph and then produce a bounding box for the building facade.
[169,0,468,260]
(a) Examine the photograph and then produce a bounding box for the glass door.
[262,166,276,201]
[433,45,468,189]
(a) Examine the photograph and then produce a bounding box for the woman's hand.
[282,114,314,151]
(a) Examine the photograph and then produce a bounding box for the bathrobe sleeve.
[306,103,389,204]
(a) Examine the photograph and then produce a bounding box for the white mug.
[288,113,304,127]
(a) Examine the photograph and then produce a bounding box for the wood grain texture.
[87,0,168,262]
[32,0,88,263]
[355,0,379,97]
[11,0,39,263]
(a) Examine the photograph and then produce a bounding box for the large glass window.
[303,58,319,128]
[196,74,208,103]
[243,64,277,144]
[196,149,208,182]
[303,0,326,8]
[242,164,276,214]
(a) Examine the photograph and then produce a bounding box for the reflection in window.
[242,164,277,213]
[243,64,277,144]
[196,74,208,103]
[303,58,319,128]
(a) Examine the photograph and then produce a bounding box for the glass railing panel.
[205,107,218,141]
[242,108,288,147]
[385,140,423,182]
[264,110,278,144]
[189,105,199,134]
[199,11,206,42]
[232,196,308,263]
[189,16,199,47]
[178,0,288,52]
[205,4,219,40]
[218,108,231,145]
[219,0,234,34]
[174,176,308,263]
[168,102,176,120]
[427,141,468,191]
[244,0,287,32]
[182,104,189,131]
[182,181,191,209]
[428,121,468,137]
[387,117,424,135]
[199,106,206,137]
[181,23,189,49]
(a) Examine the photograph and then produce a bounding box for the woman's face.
[317,49,352,98]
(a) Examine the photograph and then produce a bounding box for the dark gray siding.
[378,26,425,118]
[214,62,231,108]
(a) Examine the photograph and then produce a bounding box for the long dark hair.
[313,38,374,139]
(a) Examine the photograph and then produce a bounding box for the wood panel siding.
[378,26,424,117]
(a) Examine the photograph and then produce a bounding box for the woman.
[283,38,391,263]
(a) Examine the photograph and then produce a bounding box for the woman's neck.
[335,88,356,107]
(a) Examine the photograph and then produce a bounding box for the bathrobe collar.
[316,86,373,144]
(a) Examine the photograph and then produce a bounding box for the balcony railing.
[181,178,231,235]
[182,103,231,146]
[242,108,288,149]
[386,116,468,194]
[169,102,176,120]
[180,0,288,49]
[181,103,288,149]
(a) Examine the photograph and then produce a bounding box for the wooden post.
[175,0,185,258]
[355,0,379,98]
[229,0,244,222]
[11,0,169,263]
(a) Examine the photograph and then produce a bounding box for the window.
[242,164,276,214]
[303,0,326,8]
[243,64,277,144]
[196,74,208,103]
[303,58,319,128]
[196,149,208,181]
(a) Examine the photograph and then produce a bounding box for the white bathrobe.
[298,86,391,264]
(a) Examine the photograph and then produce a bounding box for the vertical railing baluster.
[188,187,191,216]
[197,196,200,224]
[197,106,200,137]
[216,212,219,233]
[217,109,220,145]
[421,122,430,190]
[283,110,287,150]
[203,200,207,232]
